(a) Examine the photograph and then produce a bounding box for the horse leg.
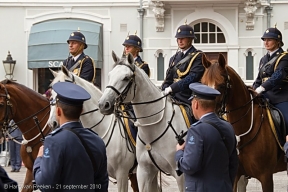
[237,175,248,192]
[21,169,33,192]
[137,165,158,192]
[258,174,273,192]
[115,172,129,192]
[129,173,139,192]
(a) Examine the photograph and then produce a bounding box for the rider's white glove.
[164,87,172,95]
[255,86,265,94]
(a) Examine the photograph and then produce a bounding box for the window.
[193,22,226,44]
[246,51,254,80]
[157,53,165,81]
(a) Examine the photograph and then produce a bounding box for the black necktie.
[267,54,271,61]
[176,52,184,61]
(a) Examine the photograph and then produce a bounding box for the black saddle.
[266,100,286,146]
[171,97,197,125]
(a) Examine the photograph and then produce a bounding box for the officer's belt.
[171,54,193,75]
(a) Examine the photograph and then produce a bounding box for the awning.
[28,19,103,69]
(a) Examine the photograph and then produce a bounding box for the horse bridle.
[106,63,136,107]
[217,66,232,117]
[0,83,51,136]
[0,84,13,132]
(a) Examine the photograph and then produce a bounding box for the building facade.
[0,0,287,93]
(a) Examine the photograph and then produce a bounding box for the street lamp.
[3,51,16,80]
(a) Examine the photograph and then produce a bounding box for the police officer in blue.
[122,33,150,140]
[175,83,238,192]
[63,31,96,84]
[253,26,288,136]
[122,33,150,77]
[33,82,108,192]
[8,120,23,172]
[162,23,205,105]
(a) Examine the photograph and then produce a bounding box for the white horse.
[98,51,186,192]
[47,66,138,192]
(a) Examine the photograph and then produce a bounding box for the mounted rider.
[121,33,151,141]
[63,30,96,85]
[122,32,150,77]
[253,26,288,143]
[161,22,205,105]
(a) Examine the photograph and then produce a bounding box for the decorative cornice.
[244,0,260,30]
[151,1,165,32]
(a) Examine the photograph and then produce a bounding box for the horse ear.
[127,53,134,65]
[112,51,120,63]
[202,53,211,68]
[218,53,227,68]
[49,68,58,77]
[61,65,70,77]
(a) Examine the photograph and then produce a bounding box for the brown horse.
[201,53,286,192]
[0,80,50,192]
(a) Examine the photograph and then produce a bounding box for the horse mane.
[201,61,225,87]
[1,79,45,99]
[50,69,102,95]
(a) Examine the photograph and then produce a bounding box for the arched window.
[246,51,254,80]
[193,22,225,44]
[157,52,165,81]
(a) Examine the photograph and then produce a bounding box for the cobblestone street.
[3,166,288,192]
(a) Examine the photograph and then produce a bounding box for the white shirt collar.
[181,46,192,55]
[72,53,81,61]
[199,112,214,120]
[268,49,278,56]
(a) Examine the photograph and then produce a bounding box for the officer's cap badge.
[190,31,192,34]
[82,37,85,41]
[278,35,281,38]
[126,36,129,40]
[71,33,74,36]
[178,29,181,33]
[265,30,269,33]
[138,41,140,45]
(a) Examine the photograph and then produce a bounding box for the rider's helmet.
[261,27,284,47]
[122,34,143,52]
[67,31,88,49]
[175,24,197,39]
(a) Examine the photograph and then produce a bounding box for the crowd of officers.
[1,22,288,192]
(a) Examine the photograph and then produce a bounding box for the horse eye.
[123,77,130,81]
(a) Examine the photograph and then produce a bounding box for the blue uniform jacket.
[161,46,204,104]
[33,122,108,192]
[63,53,95,82]
[8,120,23,142]
[253,48,288,104]
[175,113,238,192]
[135,56,150,77]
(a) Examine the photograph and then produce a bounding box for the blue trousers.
[9,140,22,170]
[274,101,288,135]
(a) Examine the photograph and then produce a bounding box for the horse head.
[201,53,231,115]
[48,65,103,129]
[99,51,136,115]
[48,66,75,129]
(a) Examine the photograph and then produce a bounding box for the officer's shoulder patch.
[43,147,50,158]
[187,135,195,145]
[192,121,201,126]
